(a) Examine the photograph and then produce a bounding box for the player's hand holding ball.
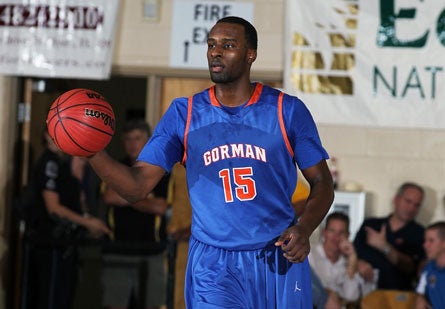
[46,88,115,157]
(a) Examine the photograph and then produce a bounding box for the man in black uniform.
[25,130,110,309]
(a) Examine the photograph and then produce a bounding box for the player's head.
[322,212,350,250]
[423,221,445,260]
[216,16,258,51]
[121,119,151,162]
[325,212,350,231]
[41,127,65,156]
[393,182,424,223]
[207,16,257,84]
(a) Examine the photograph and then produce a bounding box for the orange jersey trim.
[181,96,193,165]
[209,86,220,106]
[278,92,294,157]
[209,83,263,107]
[245,83,263,106]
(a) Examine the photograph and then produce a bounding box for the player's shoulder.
[257,84,290,108]
[166,96,190,115]
[259,84,306,109]
[43,158,59,178]
[408,220,426,233]
[258,83,281,99]
[280,90,305,106]
[275,89,310,117]
[423,260,436,273]
[170,96,189,106]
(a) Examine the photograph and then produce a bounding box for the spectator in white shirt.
[309,212,378,303]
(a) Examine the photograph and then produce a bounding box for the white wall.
[320,125,445,224]
[113,0,284,73]
[115,0,445,224]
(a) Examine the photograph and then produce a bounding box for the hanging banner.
[284,0,445,129]
[0,0,119,79]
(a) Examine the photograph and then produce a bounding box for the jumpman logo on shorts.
[294,281,301,292]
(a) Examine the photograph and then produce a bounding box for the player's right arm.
[90,98,187,205]
[103,184,168,216]
[88,150,167,205]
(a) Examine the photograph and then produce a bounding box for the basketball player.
[87,16,334,308]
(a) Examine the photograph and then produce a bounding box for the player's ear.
[247,50,257,64]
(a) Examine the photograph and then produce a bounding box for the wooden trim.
[146,75,162,128]
[21,78,33,187]
[111,65,283,82]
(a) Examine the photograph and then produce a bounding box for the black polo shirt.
[353,216,425,290]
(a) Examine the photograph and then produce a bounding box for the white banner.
[0,0,119,79]
[284,0,445,129]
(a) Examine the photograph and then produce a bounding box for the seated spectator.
[311,265,342,309]
[354,182,426,290]
[309,212,377,304]
[415,221,445,309]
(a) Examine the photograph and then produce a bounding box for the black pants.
[23,242,78,309]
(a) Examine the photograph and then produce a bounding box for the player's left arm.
[275,159,334,263]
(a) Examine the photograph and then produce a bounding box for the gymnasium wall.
[113,0,445,224]
[112,1,282,73]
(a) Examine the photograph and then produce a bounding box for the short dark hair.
[427,221,445,240]
[216,16,258,50]
[122,119,152,136]
[325,212,350,232]
[396,182,424,198]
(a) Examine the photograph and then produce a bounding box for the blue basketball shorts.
[184,236,312,309]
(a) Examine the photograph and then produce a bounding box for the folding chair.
[360,290,416,309]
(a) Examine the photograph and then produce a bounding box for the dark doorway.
[10,75,148,309]
[28,76,148,164]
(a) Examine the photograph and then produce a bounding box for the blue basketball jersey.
[417,261,445,308]
[138,83,328,250]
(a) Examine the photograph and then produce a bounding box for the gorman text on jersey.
[203,143,267,166]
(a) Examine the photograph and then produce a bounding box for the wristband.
[383,244,391,256]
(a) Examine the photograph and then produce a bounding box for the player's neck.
[388,214,408,231]
[436,252,445,268]
[214,81,254,107]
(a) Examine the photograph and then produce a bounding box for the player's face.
[393,187,423,223]
[423,229,445,260]
[207,22,254,84]
[323,219,349,252]
[123,129,149,162]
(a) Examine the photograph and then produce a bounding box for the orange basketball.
[46,88,115,157]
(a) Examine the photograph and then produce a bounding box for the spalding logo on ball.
[46,88,115,157]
